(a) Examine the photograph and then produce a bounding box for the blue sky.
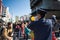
[2,0,31,17]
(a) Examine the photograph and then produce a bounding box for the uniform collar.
[39,18,45,21]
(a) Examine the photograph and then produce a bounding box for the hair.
[8,22,12,26]
[7,22,12,29]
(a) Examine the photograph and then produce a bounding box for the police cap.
[36,9,47,15]
[31,9,47,16]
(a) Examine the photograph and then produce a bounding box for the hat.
[52,15,56,18]
[52,15,56,21]
[31,9,47,16]
[36,9,47,15]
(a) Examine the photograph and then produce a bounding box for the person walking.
[52,15,60,40]
[28,9,52,40]
[7,22,13,40]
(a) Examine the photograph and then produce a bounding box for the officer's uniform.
[28,9,52,40]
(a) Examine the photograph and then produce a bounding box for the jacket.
[28,18,52,40]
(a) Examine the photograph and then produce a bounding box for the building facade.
[30,0,60,22]
[0,0,6,18]
[15,16,19,22]
[0,0,2,18]
[2,7,12,22]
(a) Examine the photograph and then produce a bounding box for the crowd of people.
[0,20,33,40]
[13,21,32,40]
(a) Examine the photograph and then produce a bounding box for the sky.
[2,0,31,18]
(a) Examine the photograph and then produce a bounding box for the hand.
[7,37,12,40]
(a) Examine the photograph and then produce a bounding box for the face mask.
[35,16,38,21]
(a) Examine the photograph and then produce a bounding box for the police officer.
[28,9,52,40]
